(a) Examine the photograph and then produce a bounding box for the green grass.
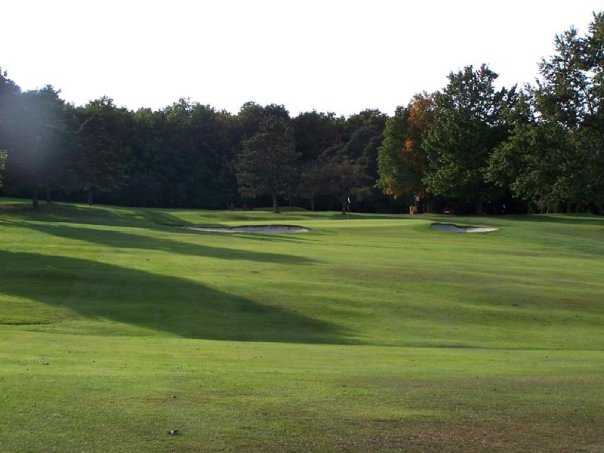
[1,198,603,452]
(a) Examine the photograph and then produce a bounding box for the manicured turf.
[1,198,603,451]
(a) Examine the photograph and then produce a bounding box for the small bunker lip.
[186,224,311,234]
[431,222,498,234]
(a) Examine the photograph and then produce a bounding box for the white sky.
[3,0,602,116]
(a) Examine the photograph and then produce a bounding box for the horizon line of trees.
[1,12,603,215]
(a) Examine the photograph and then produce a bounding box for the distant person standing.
[409,193,421,215]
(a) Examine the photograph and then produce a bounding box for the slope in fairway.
[1,198,604,451]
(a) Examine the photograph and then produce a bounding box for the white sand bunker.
[188,225,310,234]
[431,223,498,234]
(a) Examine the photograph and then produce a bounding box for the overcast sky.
[3,0,602,116]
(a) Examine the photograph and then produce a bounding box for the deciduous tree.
[422,65,516,213]
[235,117,298,213]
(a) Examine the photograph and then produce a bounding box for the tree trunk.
[425,199,432,214]
[475,200,483,215]
[272,192,279,213]
[310,196,315,211]
[45,187,52,204]
[32,186,39,210]
[88,187,95,206]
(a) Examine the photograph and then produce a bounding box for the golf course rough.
[1,198,603,452]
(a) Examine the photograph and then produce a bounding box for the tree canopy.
[1,11,603,214]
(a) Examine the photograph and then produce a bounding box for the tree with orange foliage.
[377,93,434,211]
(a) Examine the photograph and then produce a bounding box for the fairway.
[1,198,604,452]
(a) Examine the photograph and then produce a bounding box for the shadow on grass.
[0,201,411,228]
[0,202,186,228]
[7,221,316,265]
[0,202,324,242]
[0,250,354,343]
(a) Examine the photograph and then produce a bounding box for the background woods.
[1,13,603,214]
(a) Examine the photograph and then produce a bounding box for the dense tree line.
[378,12,604,214]
[1,12,603,214]
[0,76,395,212]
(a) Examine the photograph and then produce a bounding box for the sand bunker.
[187,225,310,234]
[431,223,498,234]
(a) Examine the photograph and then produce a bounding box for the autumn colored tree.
[378,93,434,210]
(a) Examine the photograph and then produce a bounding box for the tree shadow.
[8,221,315,265]
[0,250,354,343]
[0,202,323,242]
[0,202,187,228]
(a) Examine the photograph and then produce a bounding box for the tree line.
[1,12,602,214]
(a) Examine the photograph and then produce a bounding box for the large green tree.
[235,117,298,213]
[0,69,19,192]
[6,85,73,208]
[422,65,516,213]
[0,68,20,147]
[487,120,576,212]
[536,12,604,211]
[293,111,343,162]
[74,97,132,205]
[328,110,387,210]
[490,13,604,213]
